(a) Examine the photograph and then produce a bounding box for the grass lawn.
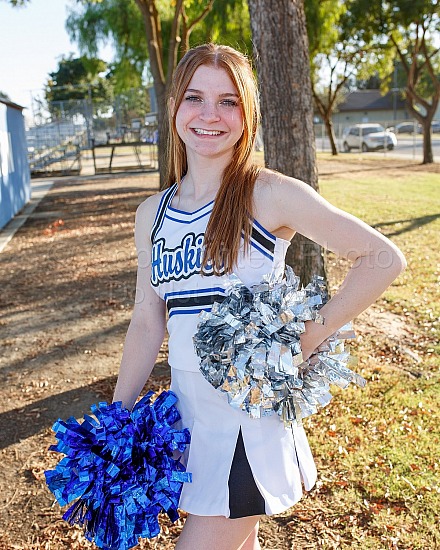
[1,155,437,549]
[292,154,440,549]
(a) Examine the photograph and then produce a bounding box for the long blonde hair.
[166,43,261,275]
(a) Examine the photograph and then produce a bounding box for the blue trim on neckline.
[165,210,212,224]
[168,200,215,215]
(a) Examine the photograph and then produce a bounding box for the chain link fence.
[27,88,158,177]
[27,89,438,176]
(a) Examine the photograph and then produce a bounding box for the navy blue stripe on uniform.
[164,209,212,224]
[250,223,276,254]
[167,293,225,313]
[151,184,178,243]
[151,184,175,230]
[164,286,226,301]
[252,218,278,242]
[165,287,226,316]
[168,200,214,216]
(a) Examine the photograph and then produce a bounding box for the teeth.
[193,129,222,135]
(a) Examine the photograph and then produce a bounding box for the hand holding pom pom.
[193,267,366,427]
[45,390,191,550]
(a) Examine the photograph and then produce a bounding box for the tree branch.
[390,34,410,75]
[181,3,189,53]
[166,0,184,89]
[186,0,215,34]
[421,39,440,91]
[134,0,165,87]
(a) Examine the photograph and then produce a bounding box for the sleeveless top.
[150,183,291,372]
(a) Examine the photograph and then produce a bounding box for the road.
[315,134,440,161]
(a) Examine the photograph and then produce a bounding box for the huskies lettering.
[151,232,215,285]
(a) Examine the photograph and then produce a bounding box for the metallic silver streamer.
[193,266,366,427]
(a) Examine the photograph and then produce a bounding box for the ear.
[169,97,176,117]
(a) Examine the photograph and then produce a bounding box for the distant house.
[0,98,31,230]
[331,90,410,126]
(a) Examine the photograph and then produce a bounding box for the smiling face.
[173,65,244,162]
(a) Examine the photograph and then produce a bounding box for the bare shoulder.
[134,189,169,249]
[255,168,318,203]
[136,188,169,220]
[253,168,324,236]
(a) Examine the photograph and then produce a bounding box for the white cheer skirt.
[170,367,318,518]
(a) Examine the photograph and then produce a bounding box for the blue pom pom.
[45,390,191,550]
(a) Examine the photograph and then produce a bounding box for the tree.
[0,91,11,101]
[391,22,439,164]
[305,0,387,155]
[2,0,29,5]
[248,0,326,284]
[68,0,221,182]
[347,0,440,164]
[67,0,253,181]
[66,1,148,94]
[192,0,252,48]
[45,55,113,119]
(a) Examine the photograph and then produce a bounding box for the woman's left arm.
[266,172,407,360]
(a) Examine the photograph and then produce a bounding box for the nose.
[199,101,221,122]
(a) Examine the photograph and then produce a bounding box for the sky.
[0,0,113,116]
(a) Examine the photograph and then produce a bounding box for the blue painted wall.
[0,100,31,230]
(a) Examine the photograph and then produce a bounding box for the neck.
[183,150,232,200]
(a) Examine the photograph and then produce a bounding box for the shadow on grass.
[0,366,170,450]
[0,380,107,451]
[372,213,440,237]
[0,319,130,379]
[319,161,423,177]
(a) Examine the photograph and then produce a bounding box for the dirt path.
[0,160,431,549]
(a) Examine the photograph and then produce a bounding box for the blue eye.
[220,99,239,107]
[185,95,202,102]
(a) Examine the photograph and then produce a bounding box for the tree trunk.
[135,0,216,185]
[324,115,338,155]
[136,0,168,183]
[406,98,436,165]
[248,0,326,285]
[422,122,433,164]
[391,34,439,166]
[155,83,168,186]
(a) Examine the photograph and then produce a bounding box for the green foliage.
[45,55,113,116]
[0,90,11,100]
[66,0,148,92]
[304,0,390,117]
[3,0,30,5]
[192,0,252,53]
[345,0,440,111]
[305,0,345,57]
[66,0,252,92]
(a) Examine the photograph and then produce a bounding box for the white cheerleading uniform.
[150,183,317,517]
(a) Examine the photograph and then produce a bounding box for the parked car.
[387,122,422,134]
[342,124,397,152]
[431,121,440,133]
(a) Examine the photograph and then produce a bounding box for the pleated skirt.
[170,367,318,518]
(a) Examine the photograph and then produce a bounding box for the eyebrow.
[185,88,239,98]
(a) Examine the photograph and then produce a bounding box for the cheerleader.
[113,44,406,550]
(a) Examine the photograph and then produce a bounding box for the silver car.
[342,124,397,152]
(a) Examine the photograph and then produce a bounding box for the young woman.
[113,44,406,550]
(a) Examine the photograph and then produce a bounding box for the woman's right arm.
[112,195,167,410]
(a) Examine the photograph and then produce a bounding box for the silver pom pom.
[193,267,366,426]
